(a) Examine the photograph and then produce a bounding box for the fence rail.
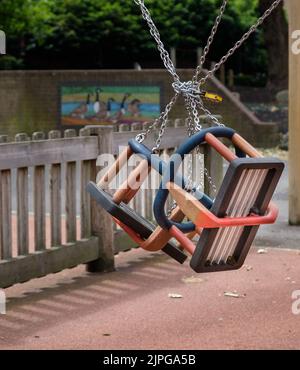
[0,117,223,288]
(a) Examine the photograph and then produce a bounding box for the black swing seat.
[190,157,284,273]
[87,182,188,264]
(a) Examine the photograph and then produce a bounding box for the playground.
[1,249,299,350]
[1,147,299,350]
[0,0,299,352]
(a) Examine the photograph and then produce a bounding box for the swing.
[87,141,213,264]
[87,0,284,271]
[86,146,189,264]
[153,126,284,272]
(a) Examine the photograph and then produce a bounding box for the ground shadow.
[0,251,187,347]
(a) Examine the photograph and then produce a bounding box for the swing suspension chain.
[185,96,198,191]
[134,0,283,144]
[135,93,179,151]
[167,92,218,215]
[188,0,228,130]
[134,0,214,150]
[193,0,228,83]
[198,0,283,86]
[133,0,180,83]
[186,97,219,195]
[176,0,283,195]
[198,99,224,128]
[167,95,197,216]
[133,0,227,148]
[134,0,282,197]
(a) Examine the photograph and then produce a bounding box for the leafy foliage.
[0,0,269,83]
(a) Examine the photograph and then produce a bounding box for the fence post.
[0,135,8,143]
[85,126,115,273]
[15,133,30,255]
[203,116,224,197]
[287,0,300,224]
[32,131,46,251]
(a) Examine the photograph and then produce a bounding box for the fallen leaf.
[168,293,183,299]
[182,276,205,284]
[103,333,111,337]
[224,291,246,299]
[224,292,239,298]
[257,249,268,254]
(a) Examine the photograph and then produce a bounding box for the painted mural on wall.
[60,85,161,127]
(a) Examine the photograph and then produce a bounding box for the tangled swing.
[87,0,284,273]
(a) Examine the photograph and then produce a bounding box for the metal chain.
[135,93,179,152]
[134,0,179,83]
[197,97,224,127]
[167,94,219,215]
[134,0,181,151]
[134,0,227,149]
[167,95,196,216]
[198,0,283,86]
[204,168,218,194]
[134,0,230,148]
[185,96,219,195]
[185,96,197,191]
[132,25,221,192]
[193,0,227,83]
[134,0,282,192]
[190,97,202,132]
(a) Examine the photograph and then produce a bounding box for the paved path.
[256,162,300,249]
[1,247,299,349]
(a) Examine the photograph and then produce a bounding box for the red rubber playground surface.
[0,246,299,350]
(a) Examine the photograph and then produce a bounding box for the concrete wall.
[0,69,279,147]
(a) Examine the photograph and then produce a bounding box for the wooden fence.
[0,118,223,288]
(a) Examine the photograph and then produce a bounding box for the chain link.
[185,97,196,191]
[135,93,179,152]
[193,0,228,83]
[197,98,224,127]
[134,0,282,193]
[134,0,179,82]
[198,0,283,85]
[184,95,219,195]
[204,168,218,194]
[167,94,197,215]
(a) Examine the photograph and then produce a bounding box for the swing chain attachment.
[172,80,203,99]
[134,0,283,150]
[133,0,228,149]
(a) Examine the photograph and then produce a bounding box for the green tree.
[0,0,33,67]
[259,0,288,91]
[0,0,279,87]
